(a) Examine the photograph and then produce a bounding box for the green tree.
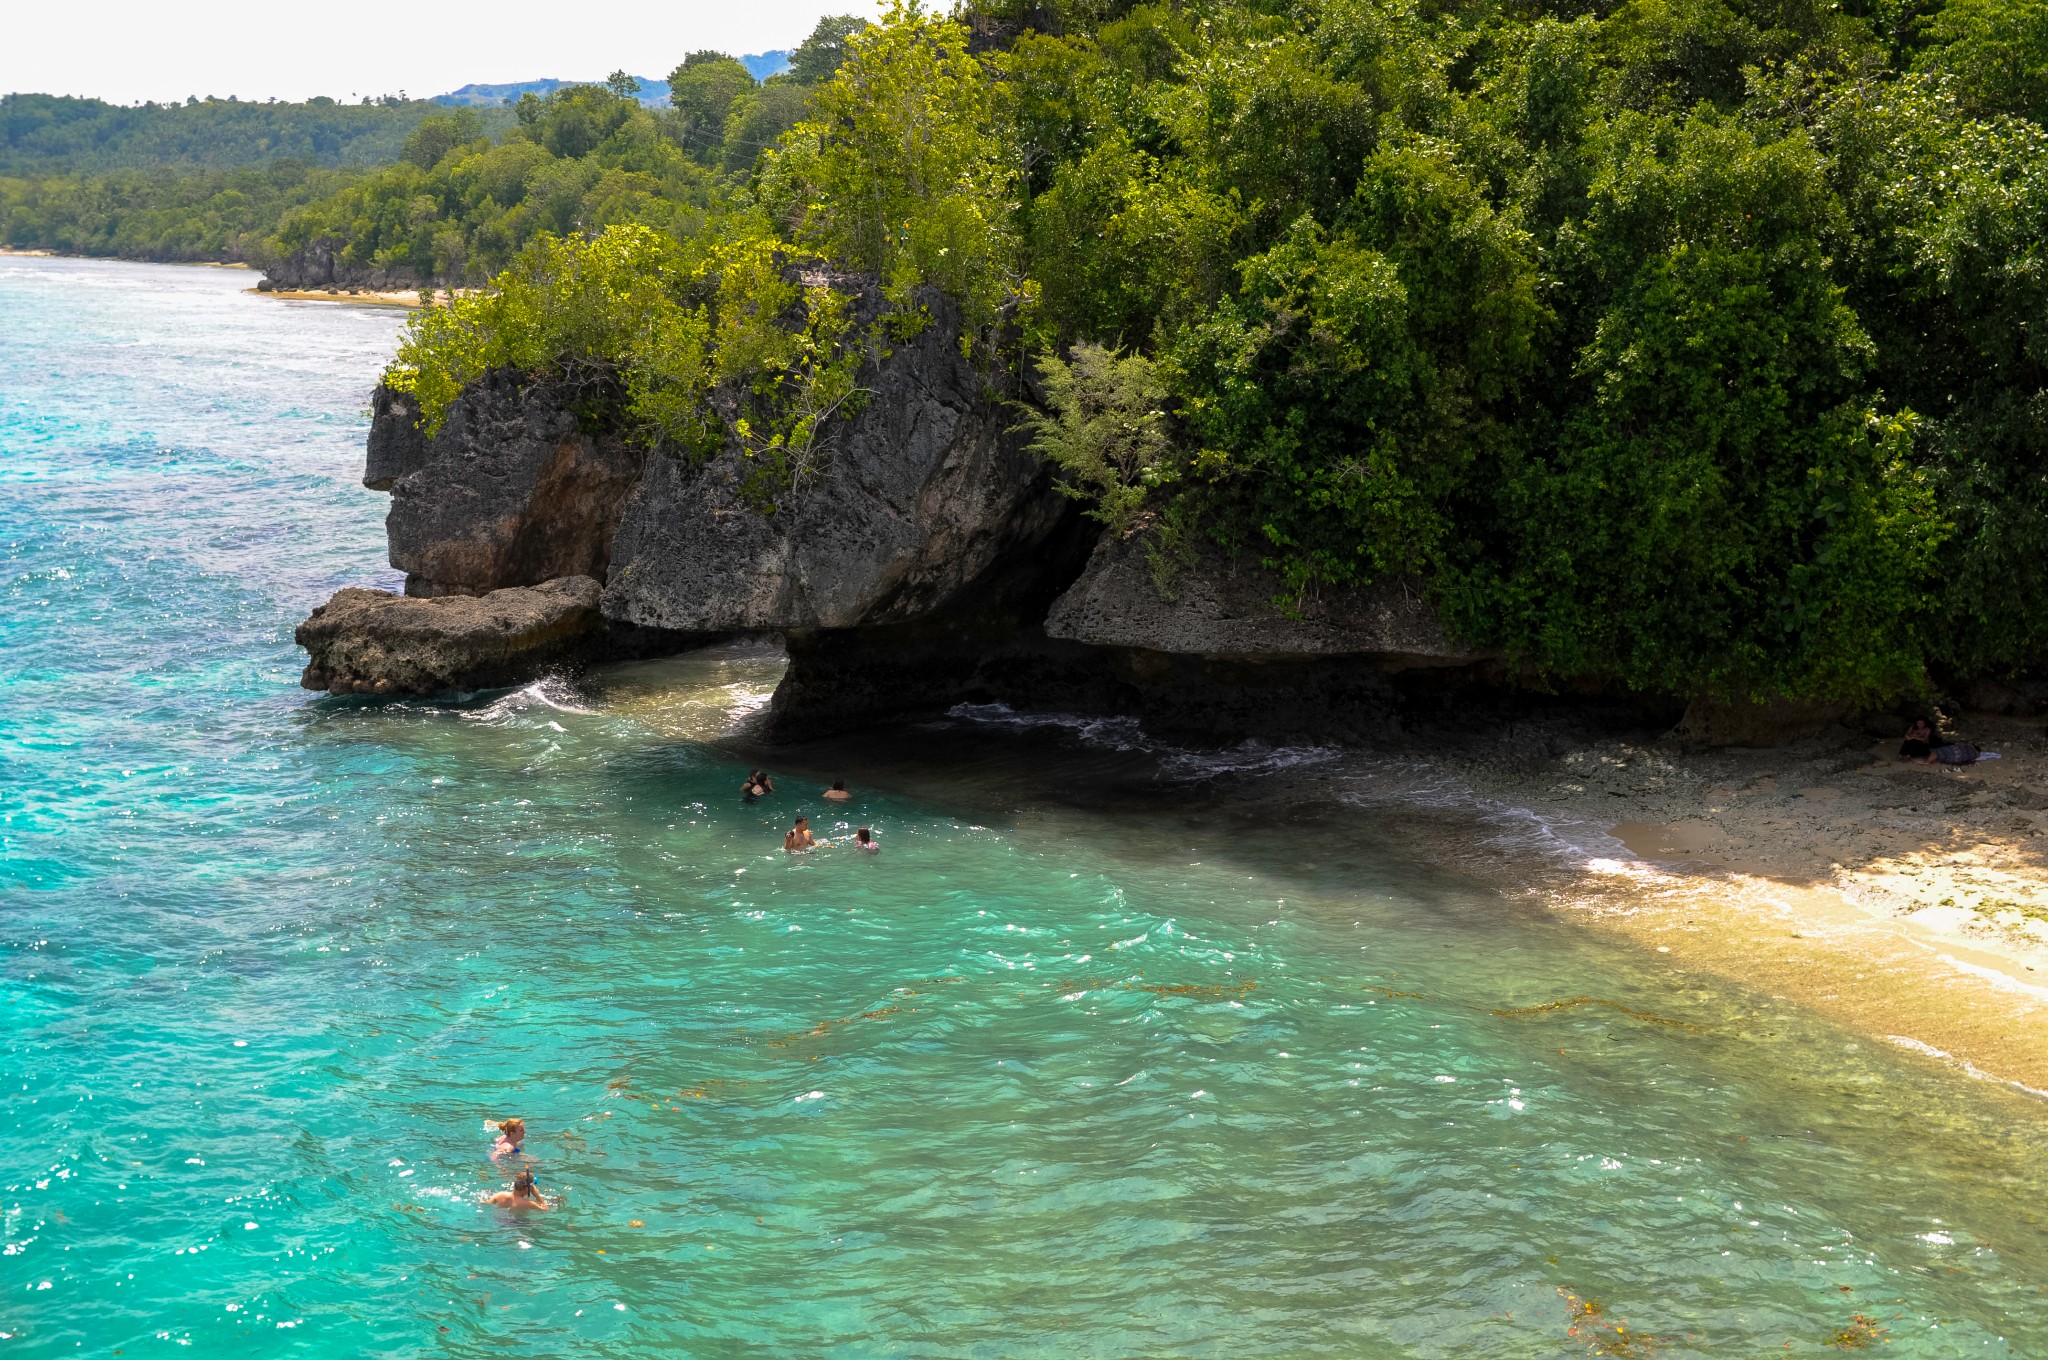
[788,14,872,84]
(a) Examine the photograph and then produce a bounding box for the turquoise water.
[6,255,2048,1358]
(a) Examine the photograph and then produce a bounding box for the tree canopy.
[391,0,2048,706]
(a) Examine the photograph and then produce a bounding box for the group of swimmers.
[483,1117,550,1210]
[744,769,880,855]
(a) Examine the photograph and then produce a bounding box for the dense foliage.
[384,0,2048,701]
[0,93,489,174]
[0,18,866,282]
[1,162,354,262]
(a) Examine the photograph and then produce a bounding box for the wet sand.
[1433,715,2048,1098]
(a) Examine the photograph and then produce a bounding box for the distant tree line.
[0,17,865,281]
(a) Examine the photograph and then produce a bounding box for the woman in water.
[855,828,879,853]
[491,1117,526,1159]
[485,1169,551,1210]
[742,770,774,802]
[824,780,852,802]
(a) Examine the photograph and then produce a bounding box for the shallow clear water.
[6,255,2048,1358]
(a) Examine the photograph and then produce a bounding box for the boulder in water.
[294,575,604,695]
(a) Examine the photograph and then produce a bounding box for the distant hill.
[433,78,672,109]
[432,53,789,108]
[0,93,511,175]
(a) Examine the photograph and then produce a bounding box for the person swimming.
[742,770,774,803]
[491,1117,526,1158]
[485,1169,551,1210]
[824,780,852,802]
[784,816,816,852]
[855,827,879,853]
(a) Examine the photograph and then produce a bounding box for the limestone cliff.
[302,278,1545,738]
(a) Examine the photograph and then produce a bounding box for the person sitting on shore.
[1900,718,1934,761]
[824,780,852,802]
[854,827,879,853]
[491,1118,526,1159]
[784,816,816,852]
[485,1169,551,1210]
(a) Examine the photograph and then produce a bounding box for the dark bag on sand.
[1934,742,1981,765]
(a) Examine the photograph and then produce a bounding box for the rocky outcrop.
[257,235,425,294]
[295,576,605,695]
[601,290,1063,632]
[364,384,430,491]
[1045,532,1488,667]
[1670,696,1850,748]
[384,370,648,597]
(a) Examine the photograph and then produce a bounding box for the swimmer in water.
[824,779,851,802]
[491,1117,526,1159]
[784,816,816,852]
[855,827,879,853]
[485,1169,551,1210]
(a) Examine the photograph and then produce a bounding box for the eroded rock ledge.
[1045,532,1489,667]
[296,577,605,695]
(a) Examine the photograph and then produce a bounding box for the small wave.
[944,702,1150,751]
[461,677,598,724]
[942,702,1337,781]
[1888,1034,2048,1101]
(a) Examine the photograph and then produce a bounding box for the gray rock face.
[294,576,604,695]
[601,290,1063,632]
[1045,532,1487,666]
[385,370,647,597]
[258,235,425,293]
[364,383,431,491]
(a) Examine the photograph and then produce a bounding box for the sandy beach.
[250,286,429,308]
[1432,714,2048,1100]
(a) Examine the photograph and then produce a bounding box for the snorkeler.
[784,816,816,852]
[491,1118,526,1159]
[485,1169,551,1210]
[855,828,879,853]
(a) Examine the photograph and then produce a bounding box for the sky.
[1,0,881,105]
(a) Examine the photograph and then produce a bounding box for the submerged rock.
[601,289,1064,632]
[1045,532,1487,666]
[383,371,647,597]
[294,576,604,695]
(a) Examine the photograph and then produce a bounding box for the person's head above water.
[497,1117,525,1144]
[513,1170,538,1196]
[856,828,871,844]
[832,780,846,791]
[793,816,809,830]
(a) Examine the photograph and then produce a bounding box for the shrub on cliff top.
[386,225,867,511]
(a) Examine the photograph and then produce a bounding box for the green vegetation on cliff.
[390,0,2048,705]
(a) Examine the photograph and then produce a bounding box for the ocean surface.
[5,254,2048,1359]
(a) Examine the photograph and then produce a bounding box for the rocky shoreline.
[297,275,1702,749]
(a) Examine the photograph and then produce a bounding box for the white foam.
[941,702,1337,781]
[462,677,598,724]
